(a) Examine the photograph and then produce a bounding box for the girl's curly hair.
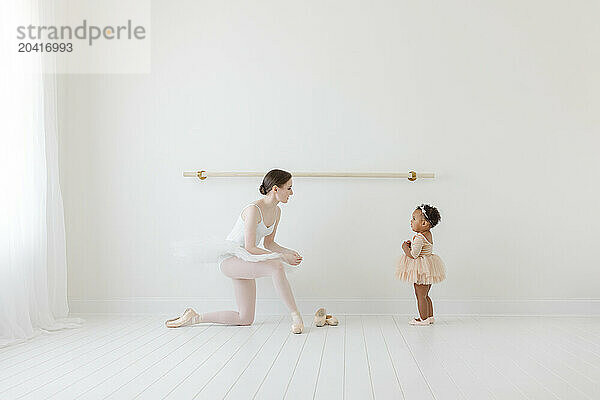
[417,204,441,228]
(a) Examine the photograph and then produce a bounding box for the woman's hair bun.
[259,183,267,195]
[259,169,292,195]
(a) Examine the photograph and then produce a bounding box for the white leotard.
[226,204,275,247]
[216,203,281,268]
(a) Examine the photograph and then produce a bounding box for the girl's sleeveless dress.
[395,232,445,284]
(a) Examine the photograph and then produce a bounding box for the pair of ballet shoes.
[314,307,339,327]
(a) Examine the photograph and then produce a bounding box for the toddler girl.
[396,204,446,325]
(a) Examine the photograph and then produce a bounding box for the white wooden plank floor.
[1,315,598,400]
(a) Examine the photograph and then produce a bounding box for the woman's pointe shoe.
[325,314,339,326]
[165,308,201,328]
[314,308,326,327]
[291,311,304,334]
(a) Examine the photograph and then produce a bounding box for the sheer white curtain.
[1,1,83,348]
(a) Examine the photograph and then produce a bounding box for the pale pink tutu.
[395,254,446,284]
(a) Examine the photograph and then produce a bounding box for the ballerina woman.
[166,169,305,333]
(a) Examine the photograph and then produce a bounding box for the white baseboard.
[69,297,600,316]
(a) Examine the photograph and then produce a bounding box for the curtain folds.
[1,0,83,348]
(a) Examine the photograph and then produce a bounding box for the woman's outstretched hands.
[283,251,303,266]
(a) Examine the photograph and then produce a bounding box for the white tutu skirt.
[171,237,300,273]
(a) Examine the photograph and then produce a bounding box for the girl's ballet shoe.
[165,308,201,328]
[291,311,304,334]
[427,316,435,324]
[409,317,431,326]
[314,307,327,327]
[325,314,339,326]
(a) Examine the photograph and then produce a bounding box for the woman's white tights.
[200,257,299,326]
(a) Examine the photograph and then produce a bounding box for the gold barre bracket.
[196,170,207,180]
[183,170,433,181]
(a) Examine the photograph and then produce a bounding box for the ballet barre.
[183,171,435,181]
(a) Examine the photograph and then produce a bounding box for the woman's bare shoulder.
[241,204,261,224]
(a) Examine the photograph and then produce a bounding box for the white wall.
[58,0,600,315]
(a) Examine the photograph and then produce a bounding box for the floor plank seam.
[160,324,246,399]
[311,324,329,400]
[378,317,406,400]
[360,316,375,400]
[190,319,272,399]
[391,315,438,400]
[282,319,313,399]
[251,328,292,400]
[465,317,561,400]
[130,325,227,400]
[34,320,174,399]
[220,317,285,400]
[86,324,215,400]
[1,317,158,397]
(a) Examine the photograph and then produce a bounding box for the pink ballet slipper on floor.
[325,314,339,326]
[165,308,201,328]
[314,308,327,327]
